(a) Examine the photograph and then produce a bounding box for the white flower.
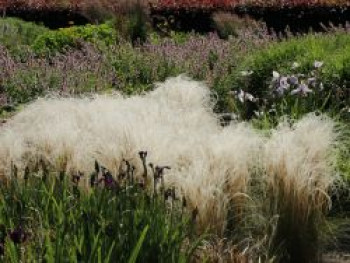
[234,89,256,103]
[292,62,300,69]
[272,71,280,79]
[254,111,264,117]
[245,92,255,102]
[275,76,290,96]
[237,90,245,103]
[319,82,324,91]
[314,61,324,68]
[240,70,253,76]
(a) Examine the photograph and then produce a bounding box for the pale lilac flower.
[279,76,290,88]
[275,76,290,96]
[289,75,299,85]
[291,83,313,96]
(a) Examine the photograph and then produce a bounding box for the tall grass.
[262,114,339,262]
[0,76,341,261]
[0,76,260,235]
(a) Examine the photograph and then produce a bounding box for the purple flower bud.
[9,227,27,244]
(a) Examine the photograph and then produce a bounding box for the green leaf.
[128,225,149,263]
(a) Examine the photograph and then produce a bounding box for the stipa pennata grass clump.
[262,114,340,262]
[0,76,341,261]
[0,75,261,235]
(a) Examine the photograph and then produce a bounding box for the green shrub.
[148,31,192,45]
[105,43,180,94]
[2,67,114,106]
[0,18,48,56]
[32,23,117,54]
[3,70,49,105]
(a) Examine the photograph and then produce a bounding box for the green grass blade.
[128,225,149,263]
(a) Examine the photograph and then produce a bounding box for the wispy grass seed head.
[0,76,340,242]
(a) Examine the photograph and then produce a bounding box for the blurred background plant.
[211,12,268,39]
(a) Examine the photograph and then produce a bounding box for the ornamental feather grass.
[0,76,340,261]
[0,75,262,235]
[262,114,339,262]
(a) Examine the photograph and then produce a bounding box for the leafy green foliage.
[107,44,179,94]
[0,18,48,56]
[228,33,350,120]
[32,23,117,54]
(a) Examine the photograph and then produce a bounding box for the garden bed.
[0,10,350,263]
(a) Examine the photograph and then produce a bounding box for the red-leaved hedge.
[0,0,349,11]
[151,0,349,10]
